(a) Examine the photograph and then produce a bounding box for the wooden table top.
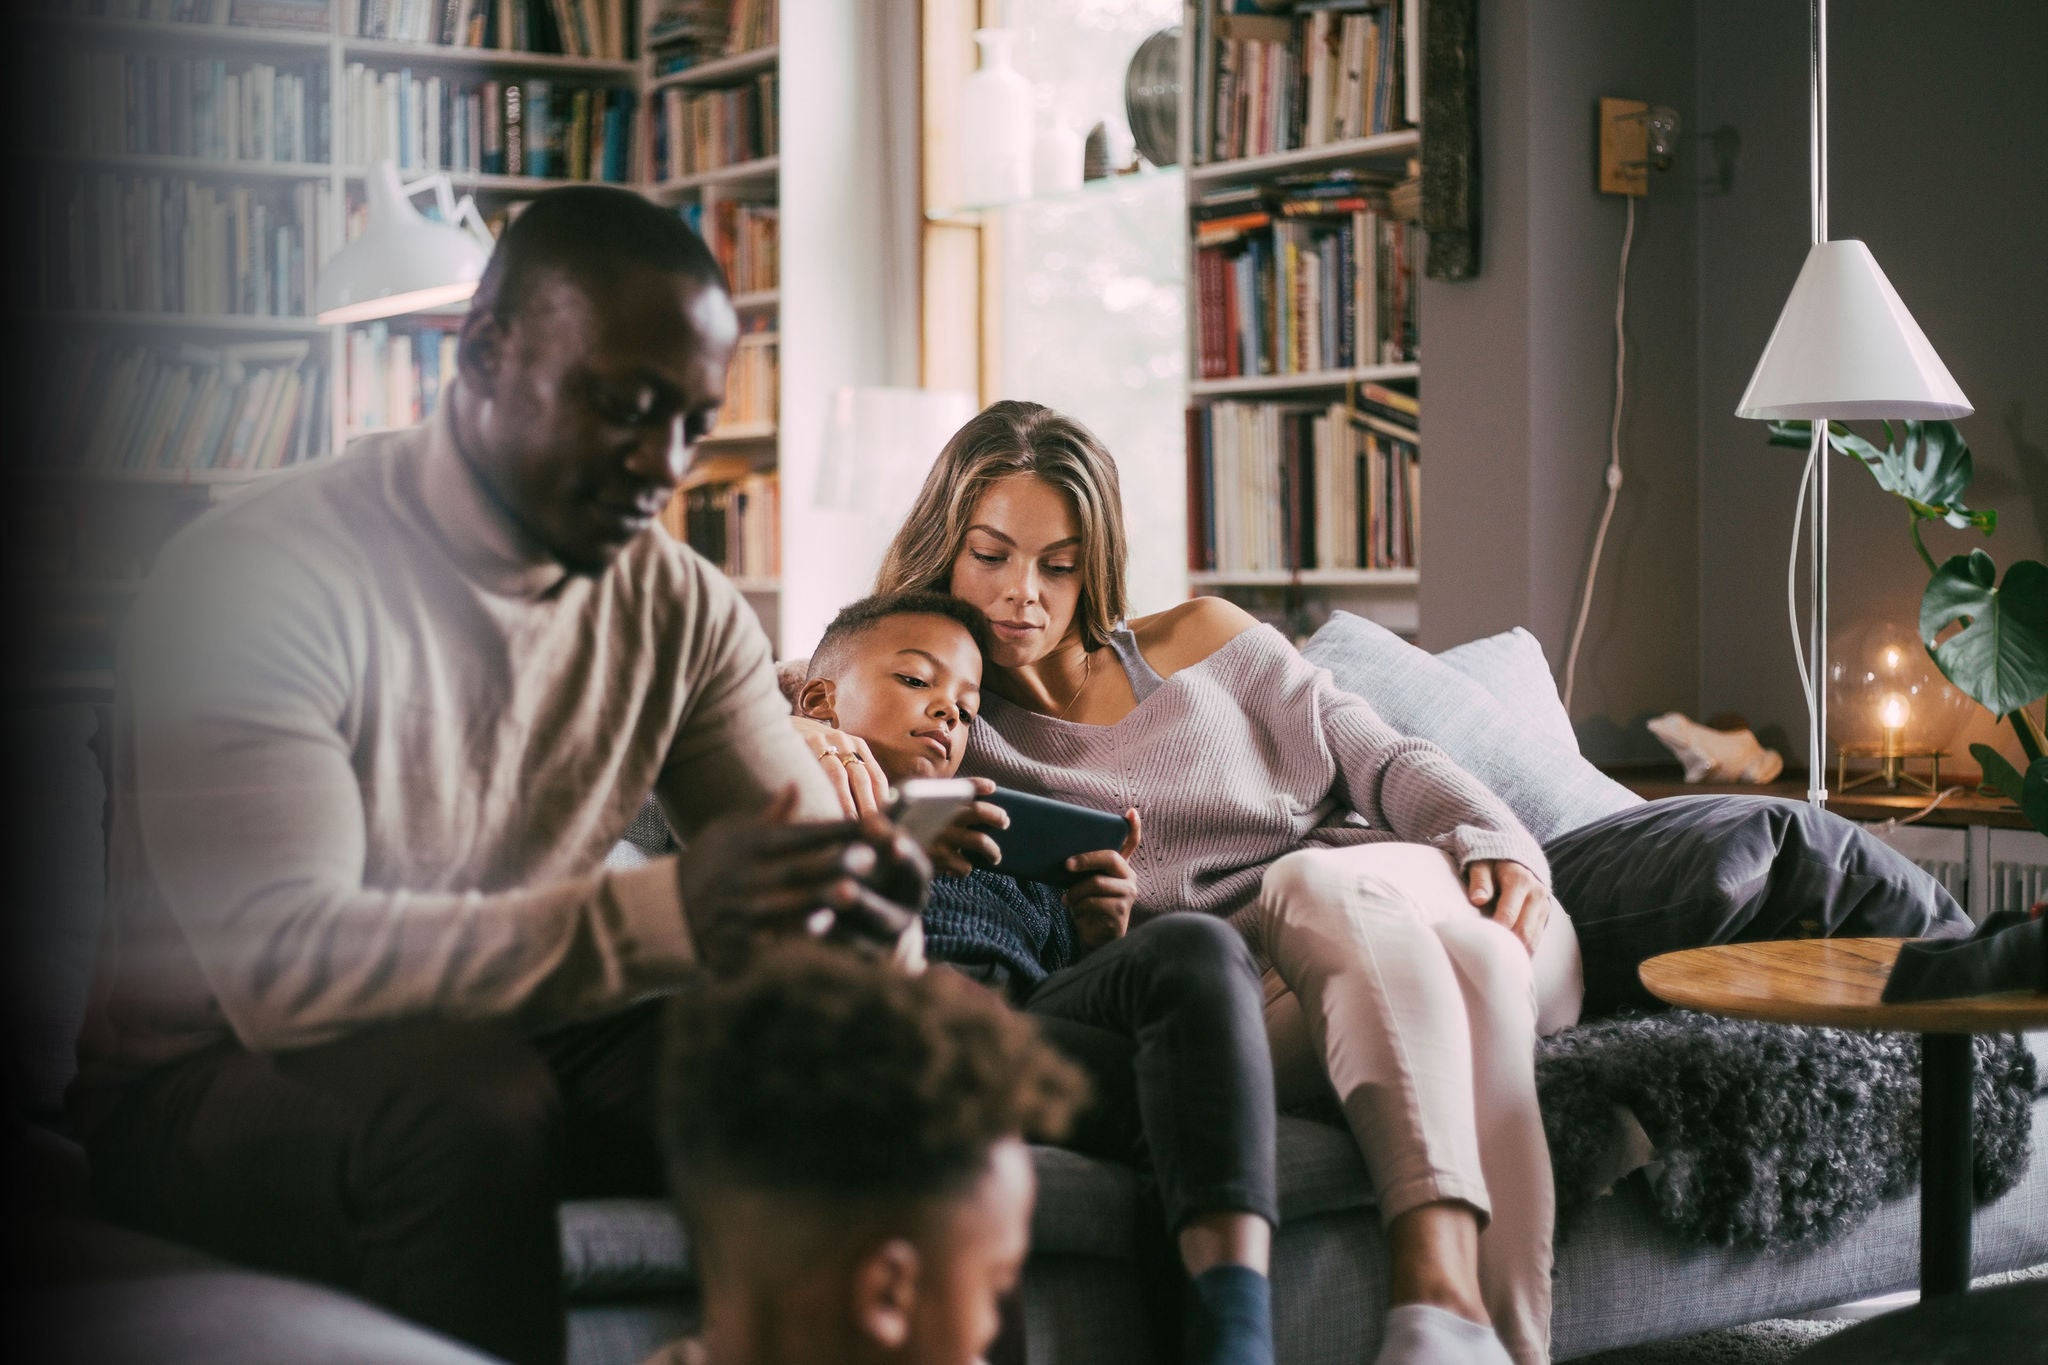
[1639,938,2048,1033]
[1603,765,2038,831]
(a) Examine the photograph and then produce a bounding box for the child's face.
[895,1138,1035,1365]
[825,614,984,784]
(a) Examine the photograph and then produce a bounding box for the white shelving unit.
[1178,2,1424,637]
[33,0,894,667]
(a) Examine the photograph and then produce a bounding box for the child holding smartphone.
[791,591,1279,1365]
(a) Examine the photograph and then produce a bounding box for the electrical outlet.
[1599,97,1649,196]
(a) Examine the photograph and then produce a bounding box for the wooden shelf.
[25,151,334,182]
[1188,364,1420,397]
[698,424,777,446]
[31,310,331,339]
[1188,130,1420,190]
[342,39,637,77]
[727,577,781,594]
[648,156,780,197]
[1189,569,1418,588]
[730,289,780,312]
[648,45,779,91]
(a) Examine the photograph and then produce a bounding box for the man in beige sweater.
[71,188,927,1365]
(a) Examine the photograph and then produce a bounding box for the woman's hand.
[930,777,1009,878]
[1064,809,1143,956]
[789,715,890,818]
[1464,858,1551,954]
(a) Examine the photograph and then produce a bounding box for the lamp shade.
[314,161,490,325]
[1735,239,1971,421]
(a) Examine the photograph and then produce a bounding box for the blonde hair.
[874,401,1129,651]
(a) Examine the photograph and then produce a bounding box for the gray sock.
[1374,1304,1514,1365]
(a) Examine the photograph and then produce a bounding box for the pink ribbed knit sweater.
[962,625,1549,921]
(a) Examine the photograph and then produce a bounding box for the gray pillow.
[1300,612,1641,843]
[1437,626,1579,753]
[1544,795,1975,1017]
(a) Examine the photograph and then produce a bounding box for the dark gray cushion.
[22,1219,500,1364]
[4,705,108,1119]
[1544,795,1976,1017]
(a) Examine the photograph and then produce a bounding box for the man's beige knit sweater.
[78,391,835,1084]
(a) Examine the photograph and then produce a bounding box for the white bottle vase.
[960,28,1033,207]
[1033,110,1084,196]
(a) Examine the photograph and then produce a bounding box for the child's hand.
[790,716,890,818]
[1065,809,1142,955]
[931,777,1008,878]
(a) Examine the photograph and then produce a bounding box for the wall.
[1421,0,1700,765]
[1694,0,2048,775]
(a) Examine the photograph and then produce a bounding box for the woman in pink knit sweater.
[836,401,1585,1365]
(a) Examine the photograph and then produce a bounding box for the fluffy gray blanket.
[1536,1012,2037,1251]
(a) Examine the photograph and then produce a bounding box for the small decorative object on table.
[1122,26,1181,168]
[1646,713,1785,784]
[1082,121,1111,181]
[1829,619,1967,793]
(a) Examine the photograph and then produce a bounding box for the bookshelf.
[1179,0,1424,637]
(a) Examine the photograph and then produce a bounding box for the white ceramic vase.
[960,28,1033,207]
[1033,111,1084,196]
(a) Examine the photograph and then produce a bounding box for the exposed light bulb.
[1879,693,1911,729]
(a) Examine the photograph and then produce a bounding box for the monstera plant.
[1768,419,2048,831]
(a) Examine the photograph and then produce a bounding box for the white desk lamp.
[315,161,495,325]
[1734,0,1971,807]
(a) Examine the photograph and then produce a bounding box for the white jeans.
[1232,842,1585,1365]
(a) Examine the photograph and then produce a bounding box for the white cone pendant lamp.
[1737,238,1971,421]
[1735,0,1971,807]
[315,161,494,325]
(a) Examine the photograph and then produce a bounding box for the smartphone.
[888,777,980,849]
[986,788,1132,887]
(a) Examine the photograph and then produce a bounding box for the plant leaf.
[1921,551,2048,716]
[1771,419,1993,532]
[1972,745,2048,832]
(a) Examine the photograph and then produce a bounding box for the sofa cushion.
[25,1218,498,1364]
[1436,627,1578,754]
[1299,613,1641,843]
[1545,795,1976,1017]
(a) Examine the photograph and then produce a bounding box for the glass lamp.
[1827,620,1968,792]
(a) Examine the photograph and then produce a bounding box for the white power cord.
[1562,194,1636,712]
[1786,435,1820,732]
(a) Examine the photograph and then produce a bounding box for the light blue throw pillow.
[1300,612,1642,843]
[1436,626,1580,753]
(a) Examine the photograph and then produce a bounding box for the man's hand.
[1464,858,1551,955]
[678,788,932,973]
[1064,809,1142,956]
[930,777,1009,878]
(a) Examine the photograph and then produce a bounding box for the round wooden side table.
[1639,937,2048,1297]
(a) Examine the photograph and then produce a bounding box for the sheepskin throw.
[1537,1011,2037,1251]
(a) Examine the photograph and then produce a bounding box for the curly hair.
[661,945,1086,1205]
[805,591,997,684]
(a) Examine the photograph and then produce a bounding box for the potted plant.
[1768,419,2048,827]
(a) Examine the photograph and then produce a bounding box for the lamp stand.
[1803,0,1830,809]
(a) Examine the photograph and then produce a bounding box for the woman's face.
[948,474,1085,670]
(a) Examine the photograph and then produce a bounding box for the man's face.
[897,1139,1035,1365]
[825,615,984,784]
[460,262,739,574]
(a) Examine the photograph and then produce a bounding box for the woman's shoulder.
[1127,596,1267,677]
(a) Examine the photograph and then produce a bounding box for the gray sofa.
[15,684,2048,1365]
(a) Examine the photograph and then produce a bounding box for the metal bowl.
[1123,26,1182,169]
